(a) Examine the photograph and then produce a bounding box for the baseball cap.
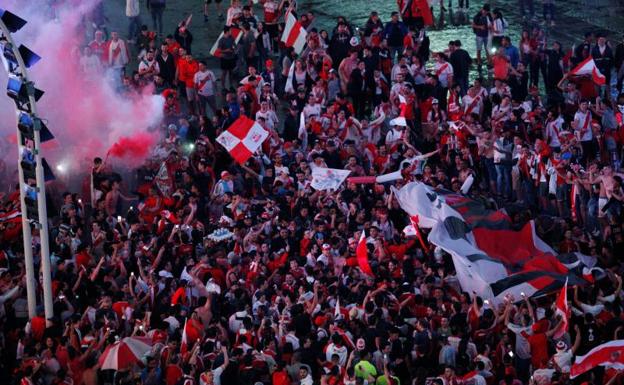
[221,171,230,178]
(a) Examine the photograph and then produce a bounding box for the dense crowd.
[1,0,624,385]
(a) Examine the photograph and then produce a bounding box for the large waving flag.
[571,340,624,378]
[569,57,606,86]
[281,12,307,54]
[393,182,598,303]
[216,116,269,164]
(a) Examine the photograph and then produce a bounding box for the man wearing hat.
[212,171,234,198]
[386,117,408,147]
[261,59,276,91]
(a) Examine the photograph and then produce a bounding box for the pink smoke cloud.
[0,0,164,174]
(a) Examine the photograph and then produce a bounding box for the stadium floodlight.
[17,45,40,68]
[42,158,55,182]
[18,112,34,140]
[1,41,18,72]
[19,113,54,143]
[38,120,54,142]
[4,43,41,70]
[23,184,38,221]
[7,75,44,111]
[0,8,27,33]
[1,6,54,323]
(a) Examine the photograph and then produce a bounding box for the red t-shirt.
[178,59,199,88]
[165,364,183,385]
[523,331,549,369]
[492,56,509,80]
[31,316,46,341]
[272,370,291,385]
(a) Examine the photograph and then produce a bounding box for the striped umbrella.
[99,337,153,370]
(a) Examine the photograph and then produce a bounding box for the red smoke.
[0,0,164,174]
[108,132,156,160]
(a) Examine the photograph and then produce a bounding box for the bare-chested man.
[581,164,624,219]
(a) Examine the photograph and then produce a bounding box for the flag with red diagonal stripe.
[552,278,569,339]
[281,12,307,54]
[569,57,606,85]
[390,94,408,126]
[570,340,624,378]
[356,231,374,277]
[216,116,269,164]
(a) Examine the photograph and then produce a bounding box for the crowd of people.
[1,0,624,385]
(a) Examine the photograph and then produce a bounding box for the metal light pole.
[0,11,54,321]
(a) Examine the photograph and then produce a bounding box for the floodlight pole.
[0,21,54,321]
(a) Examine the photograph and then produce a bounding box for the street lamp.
[0,8,55,320]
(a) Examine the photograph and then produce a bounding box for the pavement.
[100,0,624,91]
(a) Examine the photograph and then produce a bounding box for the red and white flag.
[216,116,269,164]
[210,27,243,57]
[281,12,307,54]
[552,278,569,339]
[390,94,408,127]
[571,340,624,378]
[460,371,479,385]
[409,215,430,253]
[334,297,341,318]
[569,57,606,86]
[332,326,355,349]
[160,210,179,224]
[180,318,189,355]
[356,231,374,277]
[154,162,173,197]
[393,182,598,303]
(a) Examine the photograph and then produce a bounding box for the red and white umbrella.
[99,336,153,370]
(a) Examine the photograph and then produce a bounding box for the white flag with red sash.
[216,116,269,164]
[570,340,624,378]
[281,12,307,54]
[569,57,606,85]
[390,94,408,127]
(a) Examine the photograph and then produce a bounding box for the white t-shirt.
[194,70,216,97]
[574,110,593,141]
[199,366,225,385]
[138,58,160,76]
[256,109,279,130]
[435,62,454,89]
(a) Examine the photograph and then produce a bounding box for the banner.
[311,167,351,191]
[394,182,597,303]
